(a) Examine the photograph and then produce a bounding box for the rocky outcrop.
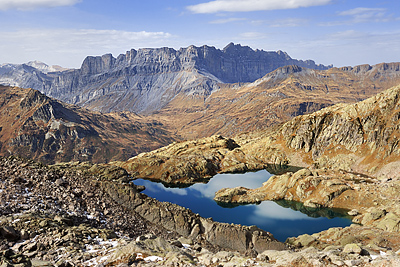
[113,83,400,185]
[0,155,288,266]
[0,86,176,164]
[113,134,271,185]
[221,82,400,180]
[214,167,400,234]
[278,83,400,176]
[0,43,330,114]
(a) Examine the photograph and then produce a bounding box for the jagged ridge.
[0,43,330,114]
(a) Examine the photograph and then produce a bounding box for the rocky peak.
[339,62,400,77]
[222,42,253,55]
[275,83,400,177]
[0,43,332,114]
[115,48,138,65]
[276,50,291,60]
[375,62,400,72]
[273,65,304,75]
[0,86,176,164]
[80,53,116,75]
[25,60,68,73]
[19,89,48,109]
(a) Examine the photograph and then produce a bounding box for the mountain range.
[2,44,400,163]
[0,43,330,115]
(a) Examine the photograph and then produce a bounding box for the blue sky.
[0,0,399,68]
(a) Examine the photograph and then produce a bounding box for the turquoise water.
[133,170,352,241]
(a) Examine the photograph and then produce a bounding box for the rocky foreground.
[2,156,400,266]
[1,155,283,266]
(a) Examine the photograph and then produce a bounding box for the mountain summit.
[0,43,330,114]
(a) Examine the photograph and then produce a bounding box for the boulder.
[287,234,316,248]
[0,226,19,241]
[343,243,362,255]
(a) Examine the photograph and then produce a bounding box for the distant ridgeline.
[0,43,330,114]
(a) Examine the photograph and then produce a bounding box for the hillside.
[111,82,400,265]
[0,86,176,164]
[115,81,400,184]
[152,62,400,139]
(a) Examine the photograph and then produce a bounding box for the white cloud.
[338,7,388,23]
[190,170,270,199]
[0,28,174,68]
[328,29,369,40]
[139,180,189,196]
[250,18,308,27]
[250,201,315,220]
[282,29,400,67]
[239,31,267,39]
[187,0,332,14]
[210,17,246,24]
[0,0,81,10]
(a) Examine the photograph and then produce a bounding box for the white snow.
[144,255,164,262]
[371,251,387,260]
[182,243,191,249]
[98,240,119,248]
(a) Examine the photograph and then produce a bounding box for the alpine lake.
[133,167,352,242]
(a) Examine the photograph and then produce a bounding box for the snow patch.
[144,256,164,262]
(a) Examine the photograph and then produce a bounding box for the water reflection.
[141,181,188,196]
[252,201,316,221]
[133,169,351,241]
[190,170,272,198]
[275,200,352,220]
[137,169,271,199]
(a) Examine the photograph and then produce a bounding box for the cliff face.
[0,86,176,164]
[279,83,400,174]
[0,44,330,114]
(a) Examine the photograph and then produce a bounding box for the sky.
[0,0,399,68]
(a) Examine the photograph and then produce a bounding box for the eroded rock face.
[280,84,400,175]
[230,83,400,180]
[0,44,330,114]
